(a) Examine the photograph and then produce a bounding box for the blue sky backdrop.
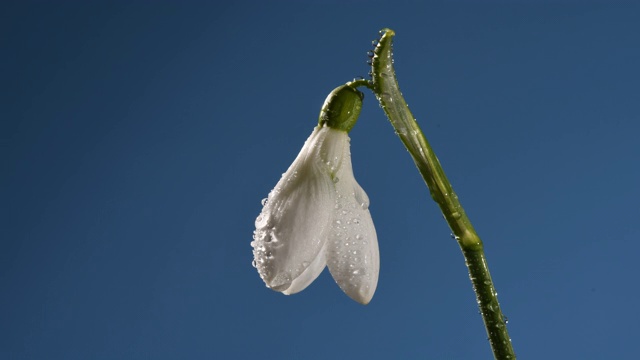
[2,1,639,359]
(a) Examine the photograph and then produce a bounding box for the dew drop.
[355,234,363,240]
[352,218,360,224]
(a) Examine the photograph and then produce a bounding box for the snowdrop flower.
[251,85,379,304]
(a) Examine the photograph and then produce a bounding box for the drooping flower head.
[251,85,379,304]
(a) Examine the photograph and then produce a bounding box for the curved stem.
[346,78,374,91]
[370,28,516,360]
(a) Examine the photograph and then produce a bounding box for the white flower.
[251,125,379,304]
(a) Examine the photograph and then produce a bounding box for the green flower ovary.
[318,85,364,132]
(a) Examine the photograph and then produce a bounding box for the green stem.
[368,28,516,360]
[346,78,374,90]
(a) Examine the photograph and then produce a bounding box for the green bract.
[318,85,364,132]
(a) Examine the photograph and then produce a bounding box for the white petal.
[315,127,349,177]
[326,135,380,304]
[252,127,335,293]
[282,243,327,295]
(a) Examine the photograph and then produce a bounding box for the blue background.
[3,1,639,359]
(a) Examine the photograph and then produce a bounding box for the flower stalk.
[365,28,516,359]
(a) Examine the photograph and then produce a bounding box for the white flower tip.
[267,273,293,292]
[331,268,379,305]
[349,288,375,305]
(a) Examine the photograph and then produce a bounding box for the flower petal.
[252,127,335,294]
[282,244,327,295]
[326,136,380,304]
